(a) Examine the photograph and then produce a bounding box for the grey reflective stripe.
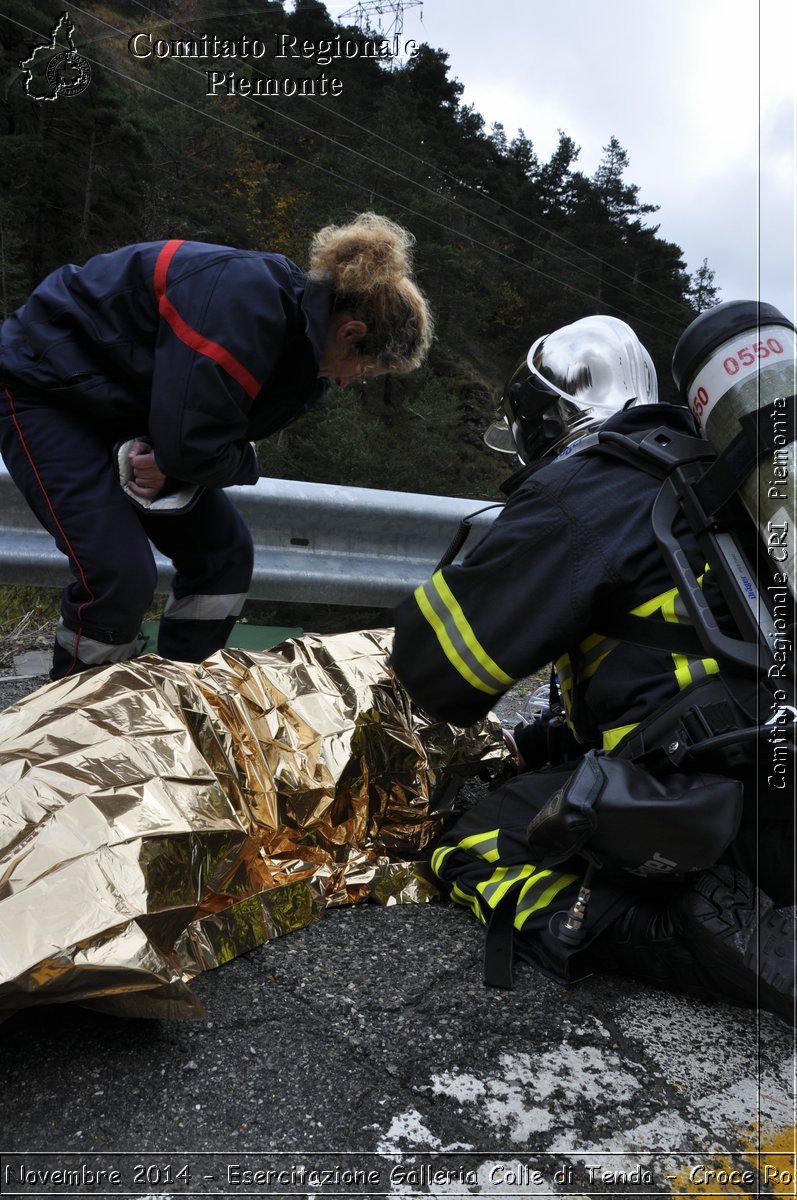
[515,870,577,928]
[417,579,508,694]
[515,870,557,921]
[683,657,711,684]
[673,592,689,620]
[579,636,619,671]
[162,592,247,620]
[477,865,534,908]
[55,622,140,664]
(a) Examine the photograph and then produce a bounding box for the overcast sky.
[326,0,796,330]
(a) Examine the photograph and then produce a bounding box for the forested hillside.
[0,0,717,500]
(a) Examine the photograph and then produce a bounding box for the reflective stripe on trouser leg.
[428,768,627,983]
[430,773,581,929]
[158,592,246,663]
[54,621,143,668]
[162,593,247,621]
[434,834,634,984]
[437,851,578,931]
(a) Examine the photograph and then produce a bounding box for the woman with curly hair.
[0,213,433,677]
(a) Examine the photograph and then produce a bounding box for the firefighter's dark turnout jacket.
[0,240,330,675]
[391,404,771,982]
[392,405,727,739]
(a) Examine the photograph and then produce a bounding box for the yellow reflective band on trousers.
[414,571,516,697]
[430,833,499,900]
[432,840,576,930]
[474,864,578,930]
[451,880,485,924]
[477,863,537,908]
[430,844,457,878]
[457,830,500,862]
[431,836,505,891]
[515,870,578,929]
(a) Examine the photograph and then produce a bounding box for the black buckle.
[682,701,736,746]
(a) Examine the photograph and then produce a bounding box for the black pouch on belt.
[526,749,743,882]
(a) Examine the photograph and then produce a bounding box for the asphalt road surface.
[0,671,794,1200]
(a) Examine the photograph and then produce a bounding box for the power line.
[302,82,692,323]
[121,0,686,328]
[327,2,690,320]
[3,9,682,339]
[122,0,689,331]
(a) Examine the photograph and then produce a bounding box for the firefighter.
[391,315,795,1024]
[0,213,432,679]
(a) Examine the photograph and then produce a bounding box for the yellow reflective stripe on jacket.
[577,632,620,682]
[414,571,516,696]
[515,870,578,929]
[630,584,679,619]
[673,652,719,691]
[556,653,573,687]
[627,570,719,696]
[555,651,574,727]
[557,567,721,752]
[602,722,640,752]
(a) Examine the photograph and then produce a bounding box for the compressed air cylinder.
[672,300,797,599]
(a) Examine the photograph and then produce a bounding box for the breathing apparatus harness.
[456,302,797,982]
[595,301,796,766]
[523,301,797,963]
[579,417,795,768]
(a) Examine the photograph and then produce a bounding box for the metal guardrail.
[0,461,501,607]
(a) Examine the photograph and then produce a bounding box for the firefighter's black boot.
[675,866,795,1025]
[594,892,720,1002]
[595,867,795,1024]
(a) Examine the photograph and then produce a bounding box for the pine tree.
[687,257,721,311]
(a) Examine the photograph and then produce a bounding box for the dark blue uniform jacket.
[0,240,330,487]
[392,405,733,741]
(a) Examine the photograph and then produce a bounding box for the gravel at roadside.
[0,671,51,710]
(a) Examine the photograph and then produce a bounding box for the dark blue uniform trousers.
[1,385,253,678]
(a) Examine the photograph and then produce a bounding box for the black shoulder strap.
[593,426,712,477]
[595,611,705,656]
[581,428,712,659]
[584,425,778,676]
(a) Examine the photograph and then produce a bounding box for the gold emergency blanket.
[0,630,501,1020]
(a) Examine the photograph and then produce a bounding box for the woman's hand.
[127,442,167,499]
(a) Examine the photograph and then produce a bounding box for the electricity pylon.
[337,0,424,44]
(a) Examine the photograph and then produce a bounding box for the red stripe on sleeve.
[153,239,261,399]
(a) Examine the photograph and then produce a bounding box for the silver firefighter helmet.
[485,315,659,463]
